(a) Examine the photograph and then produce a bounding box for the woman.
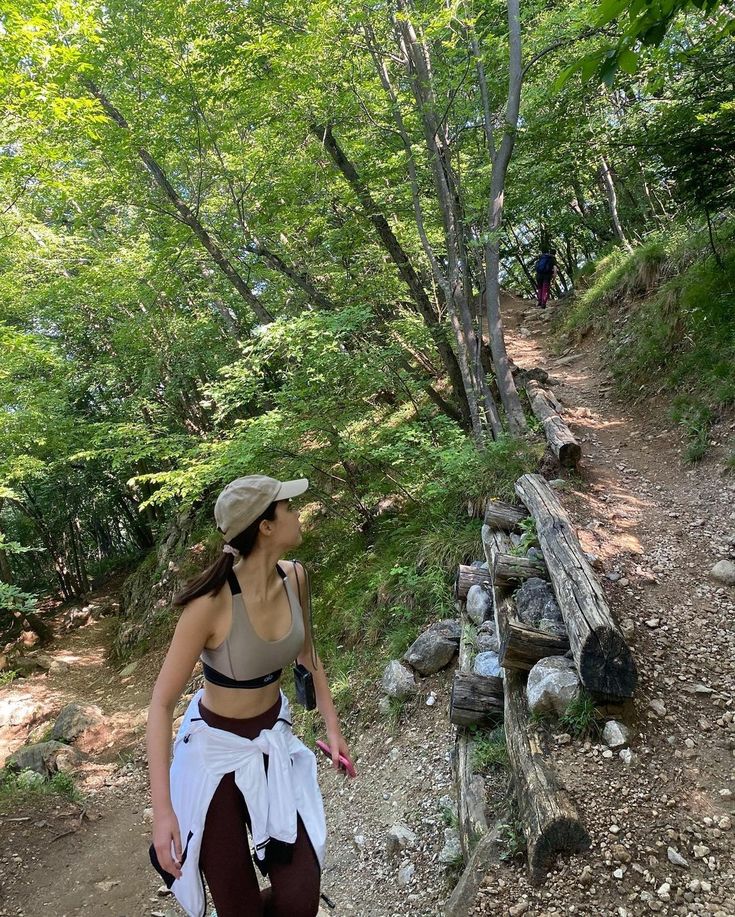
[146,474,353,917]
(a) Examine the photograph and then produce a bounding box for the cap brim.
[276,478,309,501]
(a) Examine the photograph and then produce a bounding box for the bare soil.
[1,295,733,917]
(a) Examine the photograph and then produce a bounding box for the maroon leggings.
[198,697,321,917]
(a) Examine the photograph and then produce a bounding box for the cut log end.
[580,628,638,699]
[527,816,591,884]
[558,441,582,468]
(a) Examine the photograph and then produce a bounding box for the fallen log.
[454,614,489,859]
[495,595,569,671]
[525,381,581,468]
[493,552,548,586]
[454,564,493,602]
[444,822,504,917]
[483,500,528,532]
[481,525,512,567]
[515,473,637,698]
[450,672,504,727]
[504,668,590,883]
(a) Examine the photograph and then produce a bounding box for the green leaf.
[617,49,640,74]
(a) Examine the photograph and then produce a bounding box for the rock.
[403,623,458,676]
[466,584,493,626]
[526,656,580,716]
[119,661,139,678]
[425,692,436,706]
[579,865,594,885]
[51,703,104,744]
[538,617,567,637]
[386,823,416,857]
[5,741,82,777]
[527,547,545,563]
[473,651,502,678]
[397,862,415,886]
[667,846,689,868]
[381,661,418,699]
[378,696,392,716]
[611,844,631,864]
[438,827,462,865]
[649,699,667,717]
[619,748,635,766]
[514,578,562,628]
[476,631,499,654]
[710,560,735,586]
[603,720,631,750]
[509,903,529,916]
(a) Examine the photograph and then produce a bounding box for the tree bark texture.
[515,474,637,698]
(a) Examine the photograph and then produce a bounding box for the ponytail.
[173,500,279,606]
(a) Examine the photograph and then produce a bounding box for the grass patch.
[559,689,602,738]
[0,768,83,805]
[471,725,508,771]
[0,669,18,688]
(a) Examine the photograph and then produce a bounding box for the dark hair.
[173,501,280,607]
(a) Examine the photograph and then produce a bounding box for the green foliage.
[498,816,527,862]
[510,517,539,557]
[0,768,83,805]
[559,689,602,738]
[471,725,509,772]
[0,669,18,687]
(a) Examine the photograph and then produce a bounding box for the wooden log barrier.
[525,381,581,468]
[495,594,569,671]
[454,613,488,859]
[504,668,590,883]
[450,672,504,727]
[493,552,548,586]
[483,499,528,533]
[481,525,512,568]
[515,473,637,698]
[454,564,493,602]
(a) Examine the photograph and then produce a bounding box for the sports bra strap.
[226,570,241,595]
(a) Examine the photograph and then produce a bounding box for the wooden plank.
[515,473,637,698]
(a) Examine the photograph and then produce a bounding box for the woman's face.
[274,498,303,548]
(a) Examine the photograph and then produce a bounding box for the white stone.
[526,656,580,716]
[603,720,631,750]
[710,560,735,586]
[667,846,689,868]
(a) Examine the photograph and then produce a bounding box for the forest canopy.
[1,0,733,652]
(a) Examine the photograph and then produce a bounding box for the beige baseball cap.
[215,475,309,542]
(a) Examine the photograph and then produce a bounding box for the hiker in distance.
[146,474,354,917]
[535,248,557,309]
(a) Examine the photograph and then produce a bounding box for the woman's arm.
[292,562,353,772]
[146,597,215,876]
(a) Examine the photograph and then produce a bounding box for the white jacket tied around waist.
[167,689,326,917]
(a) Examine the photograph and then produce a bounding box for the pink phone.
[316,740,357,778]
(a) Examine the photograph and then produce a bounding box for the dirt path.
[469,296,735,916]
[1,297,734,917]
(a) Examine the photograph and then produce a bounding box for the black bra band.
[202,661,282,689]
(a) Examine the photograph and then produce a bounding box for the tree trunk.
[598,156,632,252]
[312,124,471,427]
[84,81,274,326]
[478,0,528,434]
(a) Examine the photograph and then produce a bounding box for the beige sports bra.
[200,564,305,689]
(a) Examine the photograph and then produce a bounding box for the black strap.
[292,559,318,670]
[226,570,241,595]
[202,661,282,689]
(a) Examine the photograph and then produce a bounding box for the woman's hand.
[153,807,183,880]
[325,725,356,776]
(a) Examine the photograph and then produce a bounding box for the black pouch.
[293,662,316,710]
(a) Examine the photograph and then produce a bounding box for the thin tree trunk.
[84,81,273,326]
[598,155,632,251]
[475,0,528,434]
[312,123,471,427]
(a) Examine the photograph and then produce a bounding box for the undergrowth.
[0,768,83,805]
[471,725,509,771]
[558,220,735,461]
